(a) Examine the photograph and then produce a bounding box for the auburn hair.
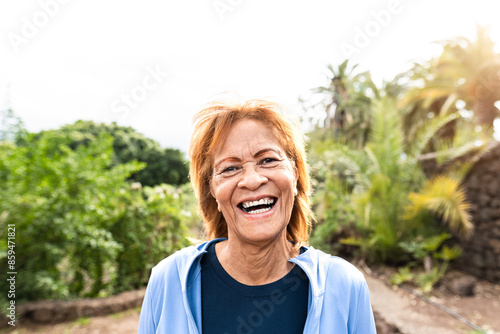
[189,99,313,246]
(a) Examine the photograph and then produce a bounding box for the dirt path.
[1,309,140,334]
[365,270,500,334]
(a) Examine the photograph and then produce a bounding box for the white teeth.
[248,207,272,214]
[242,197,275,209]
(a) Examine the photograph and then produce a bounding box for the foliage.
[300,59,379,148]
[0,108,26,142]
[0,128,191,302]
[389,266,414,286]
[306,27,498,293]
[400,25,500,139]
[392,233,462,293]
[405,176,473,237]
[110,183,191,293]
[309,95,476,267]
[309,164,358,254]
[29,120,190,187]
[177,182,206,239]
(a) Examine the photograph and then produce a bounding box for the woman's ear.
[209,179,221,212]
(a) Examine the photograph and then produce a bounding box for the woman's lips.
[238,197,278,214]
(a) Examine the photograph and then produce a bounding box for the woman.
[138,99,376,334]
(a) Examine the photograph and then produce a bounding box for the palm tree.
[303,60,379,148]
[311,96,476,263]
[401,25,500,137]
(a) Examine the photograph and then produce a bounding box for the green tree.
[0,131,142,300]
[30,120,189,187]
[0,128,191,301]
[302,60,379,148]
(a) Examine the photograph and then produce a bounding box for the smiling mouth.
[238,197,277,214]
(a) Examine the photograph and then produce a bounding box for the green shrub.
[0,129,190,302]
[308,97,475,267]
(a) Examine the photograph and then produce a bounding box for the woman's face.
[210,118,298,246]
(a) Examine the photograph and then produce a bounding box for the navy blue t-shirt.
[201,242,309,334]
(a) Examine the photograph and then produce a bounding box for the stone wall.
[456,141,500,282]
[0,288,145,328]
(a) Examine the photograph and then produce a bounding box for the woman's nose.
[237,166,268,190]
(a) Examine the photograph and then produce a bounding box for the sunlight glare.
[494,118,500,141]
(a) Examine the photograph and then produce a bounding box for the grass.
[72,317,90,326]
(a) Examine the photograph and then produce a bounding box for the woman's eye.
[221,166,237,173]
[261,158,278,165]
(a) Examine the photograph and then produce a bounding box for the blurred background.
[1,0,499,151]
[1,0,500,333]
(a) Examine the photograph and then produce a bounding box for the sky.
[1,0,499,154]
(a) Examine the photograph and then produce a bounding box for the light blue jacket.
[138,238,376,333]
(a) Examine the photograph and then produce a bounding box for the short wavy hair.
[189,99,313,246]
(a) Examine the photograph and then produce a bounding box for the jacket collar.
[178,238,330,298]
[289,245,331,298]
[177,239,329,334]
[179,238,226,292]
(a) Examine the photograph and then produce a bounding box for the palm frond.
[408,112,461,158]
[405,175,473,237]
[367,96,404,177]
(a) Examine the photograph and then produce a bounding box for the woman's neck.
[214,235,298,286]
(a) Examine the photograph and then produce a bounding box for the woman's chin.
[231,225,287,246]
